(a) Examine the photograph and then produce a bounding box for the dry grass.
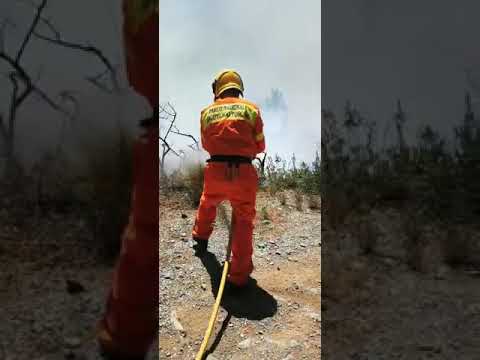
[323,190,350,230]
[442,226,476,267]
[278,192,287,206]
[79,128,134,261]
[355,218,378,255]
[308,195,321,210]
[260,205,271,221]
[295,191,304,211]
[184,163,205,207]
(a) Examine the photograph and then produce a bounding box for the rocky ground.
[5,182,478,359]
[322,207,480,360]
[0,200,159,359]
[159,190,321,359]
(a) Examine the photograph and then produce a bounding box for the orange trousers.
[192,162,259,286]
[98,127,159,357]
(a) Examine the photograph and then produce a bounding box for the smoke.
[160,0,321,167]
[323,0,480,141]
[0,1,150,174]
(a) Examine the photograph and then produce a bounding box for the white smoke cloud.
[160,0,321,166]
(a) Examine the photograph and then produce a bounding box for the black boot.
[192,237,208,257]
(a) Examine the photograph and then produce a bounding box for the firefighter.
[96,1,158,359]
[192,69,265,291]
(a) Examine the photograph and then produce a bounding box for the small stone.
[64,336,81,348]
[434,265,449,280]
[64,351,76,359]
[467,303,480,315]
[170,310,184,332]
[307,311,321,322]
[201,283,207,291]
[238,338,252,349]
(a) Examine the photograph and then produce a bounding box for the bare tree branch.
[33,15,119,91]
[0,52,72,118]
[15,0,47,64]
[171,126,199,150]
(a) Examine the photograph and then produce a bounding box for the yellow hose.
[195,260,230,360]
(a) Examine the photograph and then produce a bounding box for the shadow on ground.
[199,251,278,320]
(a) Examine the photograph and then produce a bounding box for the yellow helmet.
[212,69,244,99]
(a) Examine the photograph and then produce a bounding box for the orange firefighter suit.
[192,96,265,286]
[97,1,158,358]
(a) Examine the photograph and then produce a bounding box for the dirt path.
[322,208,480,360]
[0,211,158,359]
[159,191,321,359]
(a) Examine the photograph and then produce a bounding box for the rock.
[238,337,253,349]
[181,214,188,219]
[63,350,77,359]
[434,265,450,280]
[66,280,85,294]
[163,272,173,280]
[201,283,207,291]
[206,355,219,360]
[64,336,82,348]
[417,344,441,353]
[466,303,480,315]
[170,310,184,332]
[306,311,321,322]
[265,337,301,349]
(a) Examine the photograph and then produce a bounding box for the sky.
[159,1,322,164]
[323,0,480,144]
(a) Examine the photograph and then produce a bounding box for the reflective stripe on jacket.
[200,97,266,158]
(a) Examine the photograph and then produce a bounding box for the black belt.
[207,155,252,164]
